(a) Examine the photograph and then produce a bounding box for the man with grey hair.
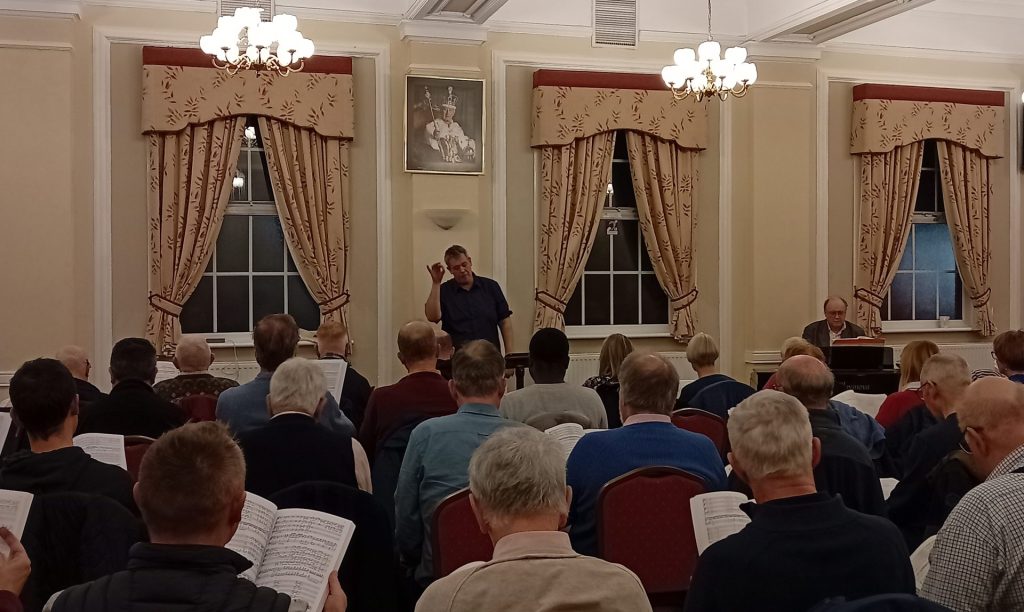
[55,345,106,405]
[685,390,913,611]
[395,340,524,587]
[236,357,370,499]
[416,427,651,612]
[566,352,726,556]
[153,335,238,403]
[775,355,885,516]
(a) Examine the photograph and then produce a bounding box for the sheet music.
[225,492,279,583]
[315,360,348,406]
[880,477,899,501]
[255,509,355,612]
[73,433,127,471]
[545,423,585,460]
[0,489,33,555]
[911,535,936,591]
[690,491,752,554]
[0,413,12,456]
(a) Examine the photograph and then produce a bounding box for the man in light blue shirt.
[395,340,522,586]
[216,314,354,437]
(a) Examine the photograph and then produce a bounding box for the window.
[563,131,670,334]
[179,117,321,335]
[880,140,965,327]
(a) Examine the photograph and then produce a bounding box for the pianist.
[802,296,867,348]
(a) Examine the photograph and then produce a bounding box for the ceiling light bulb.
[697,40,721,62]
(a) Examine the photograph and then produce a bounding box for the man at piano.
[802,296,867,348]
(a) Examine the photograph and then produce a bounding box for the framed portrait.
[405,75,485,175]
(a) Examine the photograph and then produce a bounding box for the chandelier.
[661,0,757,102]
[200,7,314,77]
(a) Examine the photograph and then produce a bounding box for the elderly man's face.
[825,300,847,332]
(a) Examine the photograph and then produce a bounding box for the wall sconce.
[423,208,469,230]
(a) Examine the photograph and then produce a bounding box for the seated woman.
[875,340,939,429]
[582,334,633,429]
[676,333,755,420]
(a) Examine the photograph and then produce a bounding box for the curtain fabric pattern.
[937,141,996,336]
[853,143,924,335]
[258,117,353,328]
[625,131,700,341]
[533,132,617,330]
[146,117,246,354]
[851,99,1004,159]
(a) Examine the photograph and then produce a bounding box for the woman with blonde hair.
[875,340,940,429]
[583,334,634,428]
[676,333,755,420]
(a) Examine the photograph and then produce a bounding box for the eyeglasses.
[959,425,984,454]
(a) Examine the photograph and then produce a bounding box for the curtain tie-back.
[854,287,885,309]
[970,288,991,309]
[318,291,350,315]
[535,290,568,315]
[669,288,699,312]
[149,293,184,317]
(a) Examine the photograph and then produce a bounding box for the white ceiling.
[8,0,1024,58]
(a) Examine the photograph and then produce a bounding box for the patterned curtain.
[146,117,246,354]
[534,132,616,330]
[258,117,352,329]
[853,142,924,335]
[625,131,700,341]
[937,141,996,336]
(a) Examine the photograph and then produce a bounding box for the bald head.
[434,324,454,361]
[777,355,834,410]
[960,377,1024,432]
[55,345,90,380]
[619,352,679,416]
[174,335,213,373]
[398,321,438,367]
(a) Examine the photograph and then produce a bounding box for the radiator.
[891,342,994,373]
[564,352,696,387]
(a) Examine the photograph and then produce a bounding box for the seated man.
[395,340,523,587]
[55,346,105,406]
[922,377,1024,611]
[360,321,457,462]
[801,296,866,348]
[77,338,186,438]
[685,391,913,611]
[217,314,354,437]
[416,427,651,612]
[152,335,238,403]
[238,358,370,499]
[993,329,1024,384]
[775,356,885,516]
[316,321,373,431]
[567,352,726,556]
[500,328,606,429]
[3,359,134,513]
[44,422,346,612]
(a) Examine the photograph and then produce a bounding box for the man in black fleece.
[2,358,135,514]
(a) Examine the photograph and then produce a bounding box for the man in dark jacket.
[55,346,106,406]
[44,422,347,612]
[77,338,186,438]
[801,296,867,348]
[2,359,134,513]
[316,321,373,431]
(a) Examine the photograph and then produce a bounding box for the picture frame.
[404,75,485,175]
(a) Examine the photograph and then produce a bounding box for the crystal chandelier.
[200,7,314,77]
[661,0,757,102]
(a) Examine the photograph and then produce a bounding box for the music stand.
[505,353,530,390]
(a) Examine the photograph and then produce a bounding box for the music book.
[544,423,605,460]
[880,477,899,501]
[73,433,128,471]
[315,359,348,406]
[226,492,355,611]
[690,491,752,554]
[0,489,32,555]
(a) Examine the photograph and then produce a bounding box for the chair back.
[672,408,729,459]
[431,488,493,580]
[177,394,219,423]
[123,435,156,483]
[597,466,706,600]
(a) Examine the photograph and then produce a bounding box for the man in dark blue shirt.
[425,245,514,353]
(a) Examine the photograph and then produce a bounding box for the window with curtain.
[880,139,966,328]
[563,130,670,335]
[179,116,320,335]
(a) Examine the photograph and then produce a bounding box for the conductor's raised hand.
[428,262,446,284]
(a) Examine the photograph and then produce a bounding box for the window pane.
[611,163,635,207]
[914,272,938,320]
[583,274,611,325]
[923,140,938,169]
[915,169,937,212]
[613,275,639,325]
[641,275,669,325]
[897,230,914,271]
[586,223,611,271]
[287,276,321,330]
[180,276,213,333]
[938,272,961,319]
[252,216,285,272]
[287,249,299,272]
[612,220,640,272]
[889,274,913,320]
[217,276,250,332]
[216,215,249,273]
[880,292,890,321]
[230,154,248,202]
[613,130,628,159]
[564,283,583,326]
[914,223,957,271]
[640,238,655,271]
[253,276,285,323]
[251,152,274,202]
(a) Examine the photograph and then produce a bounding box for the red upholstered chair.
[177,394,219,423]
[598,466,707,607]
[671,408,729,459]
[431,488,493,580]
[123,435,156,483]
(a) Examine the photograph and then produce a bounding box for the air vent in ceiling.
[219,0,275,18]
[593,0,637,48]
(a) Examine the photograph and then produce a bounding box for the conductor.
[425,245,514,354]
